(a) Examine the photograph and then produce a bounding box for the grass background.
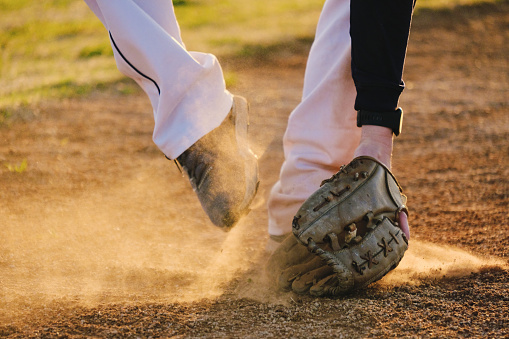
[0,0,498,114]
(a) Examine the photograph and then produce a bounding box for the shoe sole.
[231,95,260,223]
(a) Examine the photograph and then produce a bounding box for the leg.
[267,0,359,237]
[84,0,232,159]
[84,0,259,228]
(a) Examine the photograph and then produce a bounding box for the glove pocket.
[293,161,402,249]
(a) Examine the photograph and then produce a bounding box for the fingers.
[267,234,338,294]
[278,256,322,291]
[290,260,334,294]
[310,274,341,297]
[398,211,410,240]
[278,256,332,292]
[266,234,315,288]
[266,234,313,272]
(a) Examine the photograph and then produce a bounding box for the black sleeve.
[350,0,415,112]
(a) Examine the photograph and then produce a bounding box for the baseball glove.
[268,156,408,297]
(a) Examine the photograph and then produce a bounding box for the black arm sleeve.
[350,0,415,112]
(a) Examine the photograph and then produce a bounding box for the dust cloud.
[0,161,505,322]
[379,240,507,286]
[0,163,268,322]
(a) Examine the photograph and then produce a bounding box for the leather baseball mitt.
[268,156,408,297]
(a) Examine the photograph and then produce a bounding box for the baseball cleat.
[175,95,259,229]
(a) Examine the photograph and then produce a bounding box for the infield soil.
[1,1,508,338]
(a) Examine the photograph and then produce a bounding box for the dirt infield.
[1,1,508,338]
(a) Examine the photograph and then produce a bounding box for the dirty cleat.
[175,95,259,228]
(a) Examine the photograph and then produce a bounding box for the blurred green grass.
[0,0,498,113]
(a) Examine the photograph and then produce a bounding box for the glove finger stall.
[278,254,325,291]
[291,263,334,294]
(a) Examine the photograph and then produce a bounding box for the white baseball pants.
[84,0,360,236]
